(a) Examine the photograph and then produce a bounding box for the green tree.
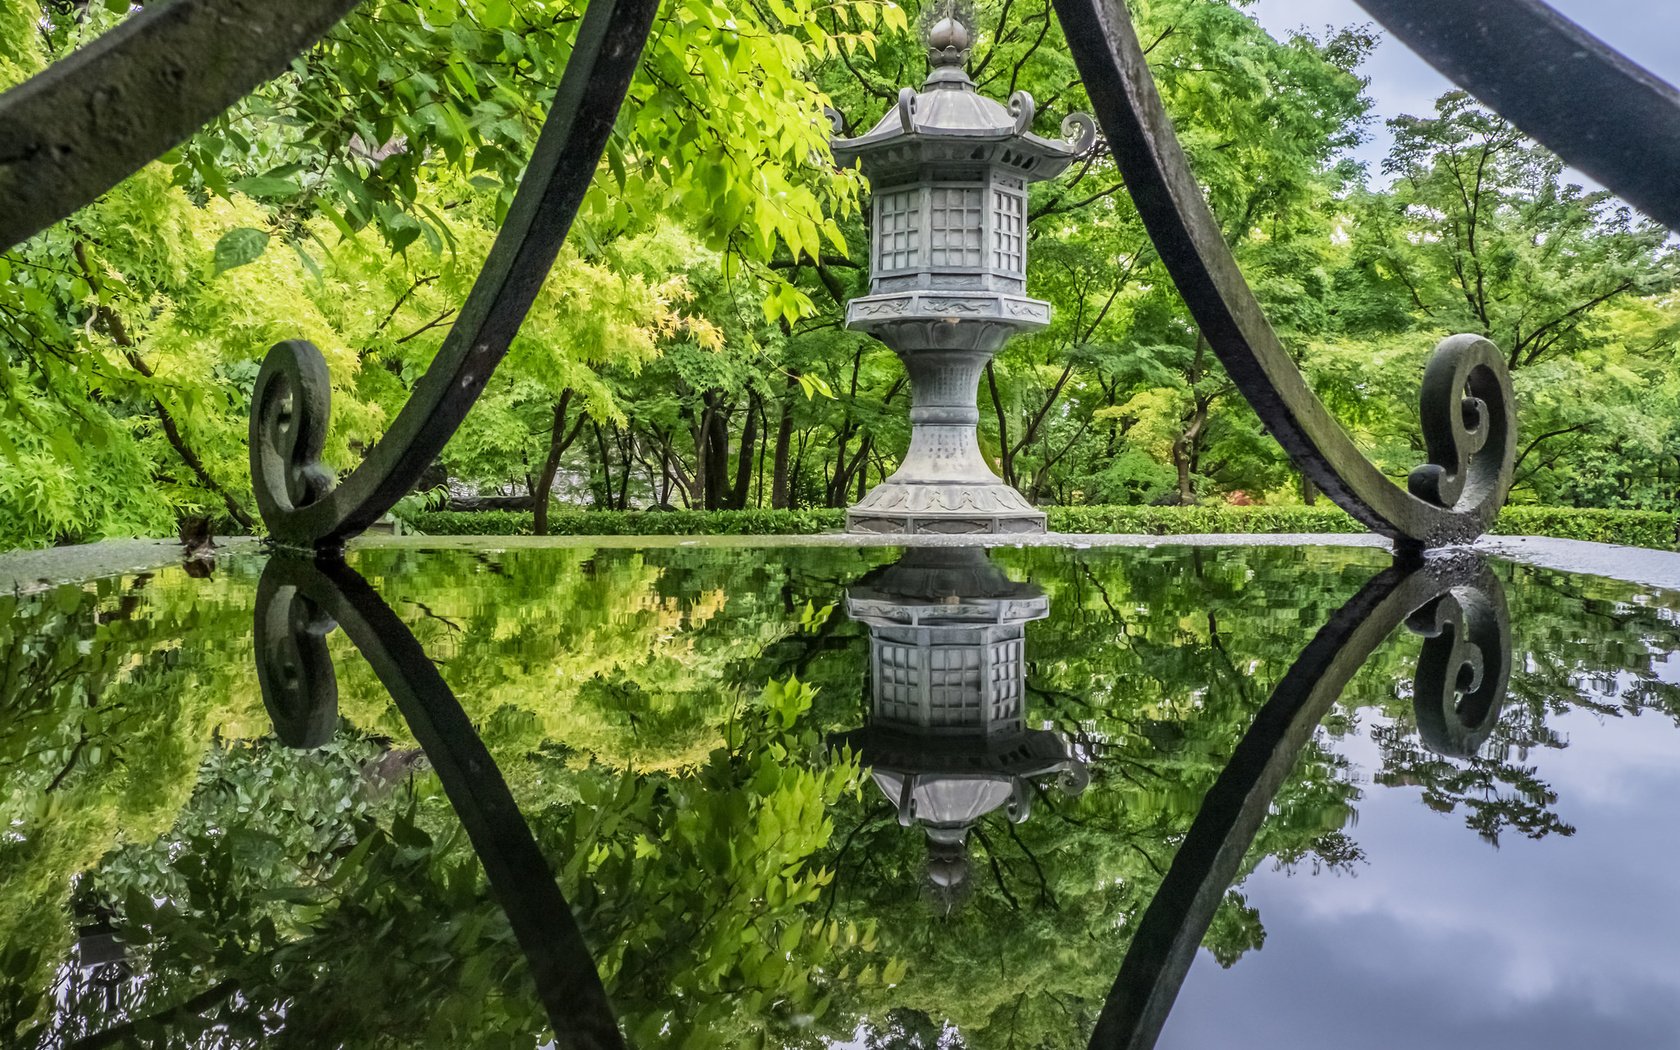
[1333,91,1680,508]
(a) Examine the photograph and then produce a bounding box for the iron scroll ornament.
[254,554,626,1049]
[1089,554,1511,1050]
[249,0,660,552]
[1051,0,1517,549]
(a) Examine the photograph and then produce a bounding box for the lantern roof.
[845,547,1049,628]
[829,12,1096,178]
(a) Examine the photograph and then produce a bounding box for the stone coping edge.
[5,533,1680,596]
[0,537,262,595]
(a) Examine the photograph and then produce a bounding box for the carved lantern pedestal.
[832,15,1093,535]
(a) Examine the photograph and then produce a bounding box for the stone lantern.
[831,548,1088,903]
[831,14,1095,534]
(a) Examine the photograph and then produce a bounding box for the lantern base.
[846,480,1047,535]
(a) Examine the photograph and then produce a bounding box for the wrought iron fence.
[2,0,1673,550]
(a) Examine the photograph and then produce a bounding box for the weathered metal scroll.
[1088,554,1510,1049]
[250,0,661,551]
[1053,0,1517,549]
[255,554,625,1049]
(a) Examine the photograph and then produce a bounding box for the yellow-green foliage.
[335,546,788,771]
[0,157,713,548]
[0,167,383,546]
[0,4,40,87]
[0,571,269,1033]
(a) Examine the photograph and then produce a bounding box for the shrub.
[402,507,846,537]
[1044,505,1364,535]
[1490,506,1674,549]
[400,504,1677,549]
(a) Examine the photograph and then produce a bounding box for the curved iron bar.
[254,554,624,1050]
[1052,0,1517,549]
[254,566,340,750]
[250,0,660,552]
[1349,0,1680,235]
[1087,553,1510,1050]
[0,0,363,252]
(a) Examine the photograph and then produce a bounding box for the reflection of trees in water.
[827,547,1388,1047]
[4,546,1680,1048]
[1370,721,1574,844]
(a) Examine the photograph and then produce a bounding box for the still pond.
[3,541,1678,1048]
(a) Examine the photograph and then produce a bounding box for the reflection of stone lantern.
[831,14,1094,534]
[832,548,1088,903]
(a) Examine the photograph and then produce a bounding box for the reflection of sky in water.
[1161,707,1680,1048]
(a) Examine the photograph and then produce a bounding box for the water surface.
[3,542,1676,1048]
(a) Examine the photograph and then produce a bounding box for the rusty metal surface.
[0,0,361,251]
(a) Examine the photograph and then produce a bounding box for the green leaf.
[212,228,270,276]
[232,175,303,200]
[293,243,324,284]
[384,212,425,254]
[796,373,834,400]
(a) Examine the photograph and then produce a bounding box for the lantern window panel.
[876,641,925,720]
[876,188,922,272]
[928,186,985,268]
[992,188,1025,274]
[988,638,1024,720]
[927,644,984,721]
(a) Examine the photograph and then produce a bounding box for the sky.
[1245,0,1680,175]
[1158,698,1680,1050]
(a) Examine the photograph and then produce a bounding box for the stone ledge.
[0,536,260,594]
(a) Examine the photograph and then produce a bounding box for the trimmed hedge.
[1049,504,1678,548]
[1046,505,1362,535]
[1488,506,1675,549]
[404,507,846,536]
[401,504,1677,549]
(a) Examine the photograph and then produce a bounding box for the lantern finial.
[927,5,971,69]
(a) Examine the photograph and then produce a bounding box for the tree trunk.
[727,389,761,509]
[1172,335,1212,506]
[790,430,810,510]
[1172,406,1208,506]
[754,396,770,507]
[770,376,797,508]
[826,422,852,507]
[613,423,634,509]
[700,390,731,510]
[590,421,614,509]
[532,391,577,535]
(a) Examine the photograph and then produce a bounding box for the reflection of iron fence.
[9,0,1658,550]
[1086,552,1510,1050]
[256,553,624,1047]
